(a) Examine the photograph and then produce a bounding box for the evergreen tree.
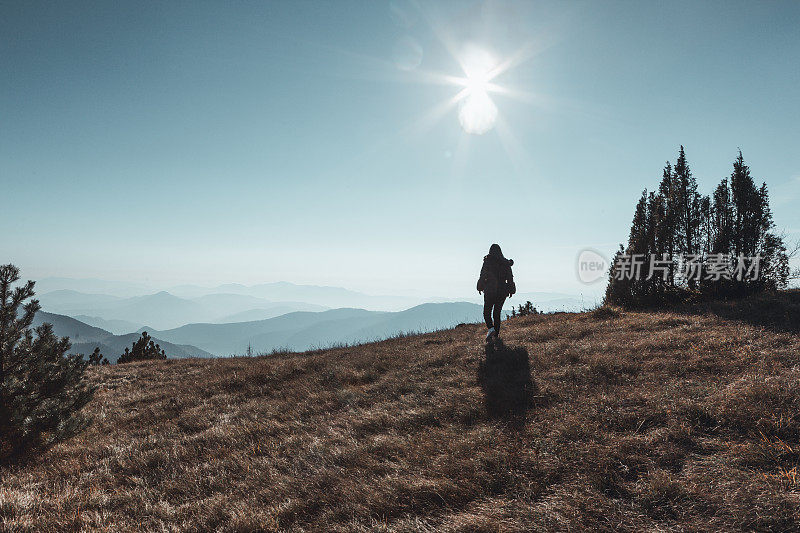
[759,233,790,291]
[711,178,733,254]
[117,331,167,364]
[0,264,95,463]
[647,190,668,294]
[605,246,633,306]
[726,152,788,292]
[673,146,703,287]
[756,183,774,254]
[605,192,653,306]
[515,301,537,316]
[699,195,712,254]
[657,161,677,285]
[730,150,758,257]
[87,347,109,366]
[605,147,788,306]
[630,191,655,300]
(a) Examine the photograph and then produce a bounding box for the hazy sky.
[2,0,799,298]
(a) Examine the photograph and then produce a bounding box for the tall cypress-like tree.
[730,150,758,257]
[711,178,733,254]
[674,146,703,287]
[760,233,790,291]
[756,183,774,256]
[647,190,667,294]
[605,191,653,306]
[0,264,95,463]
[726,152,787,291]
[699,195,712,254]
[657,162,677,286]
[605,245,632,305]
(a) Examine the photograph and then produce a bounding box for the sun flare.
[456,45,500,135]
[398,33,537,144]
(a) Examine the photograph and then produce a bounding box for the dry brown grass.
[3,294,800,531]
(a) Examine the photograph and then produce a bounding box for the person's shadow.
[477,340,537,425]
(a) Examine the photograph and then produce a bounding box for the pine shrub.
[117,331,167,364]
[0,264,95,463]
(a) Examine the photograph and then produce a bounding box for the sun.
[458,88,498,136]
[395,34,537,143]
[456,45,500,135]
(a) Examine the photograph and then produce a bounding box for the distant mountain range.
[72,315,143,335]
[145,302,485,356]
[34,277,587,316]
[31,311,212,363]
[31,302,488,359]
[34,278,425,311]
[37,289,329,331]
[167,282,425,310]
[29,278,587,357]
[31,277,153,298]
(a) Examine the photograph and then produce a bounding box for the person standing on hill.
[477,244,516,342]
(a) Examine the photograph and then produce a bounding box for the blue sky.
[2,0,798,299]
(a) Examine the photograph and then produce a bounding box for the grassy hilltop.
[2,293,800,531]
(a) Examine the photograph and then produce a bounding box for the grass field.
[2,293,800,531]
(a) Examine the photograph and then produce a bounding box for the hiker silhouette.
[477,244,516,342]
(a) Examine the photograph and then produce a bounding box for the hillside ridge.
[31,311,212,362]
[3,293,800,530]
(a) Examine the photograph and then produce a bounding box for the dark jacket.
[477,255,516,300]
